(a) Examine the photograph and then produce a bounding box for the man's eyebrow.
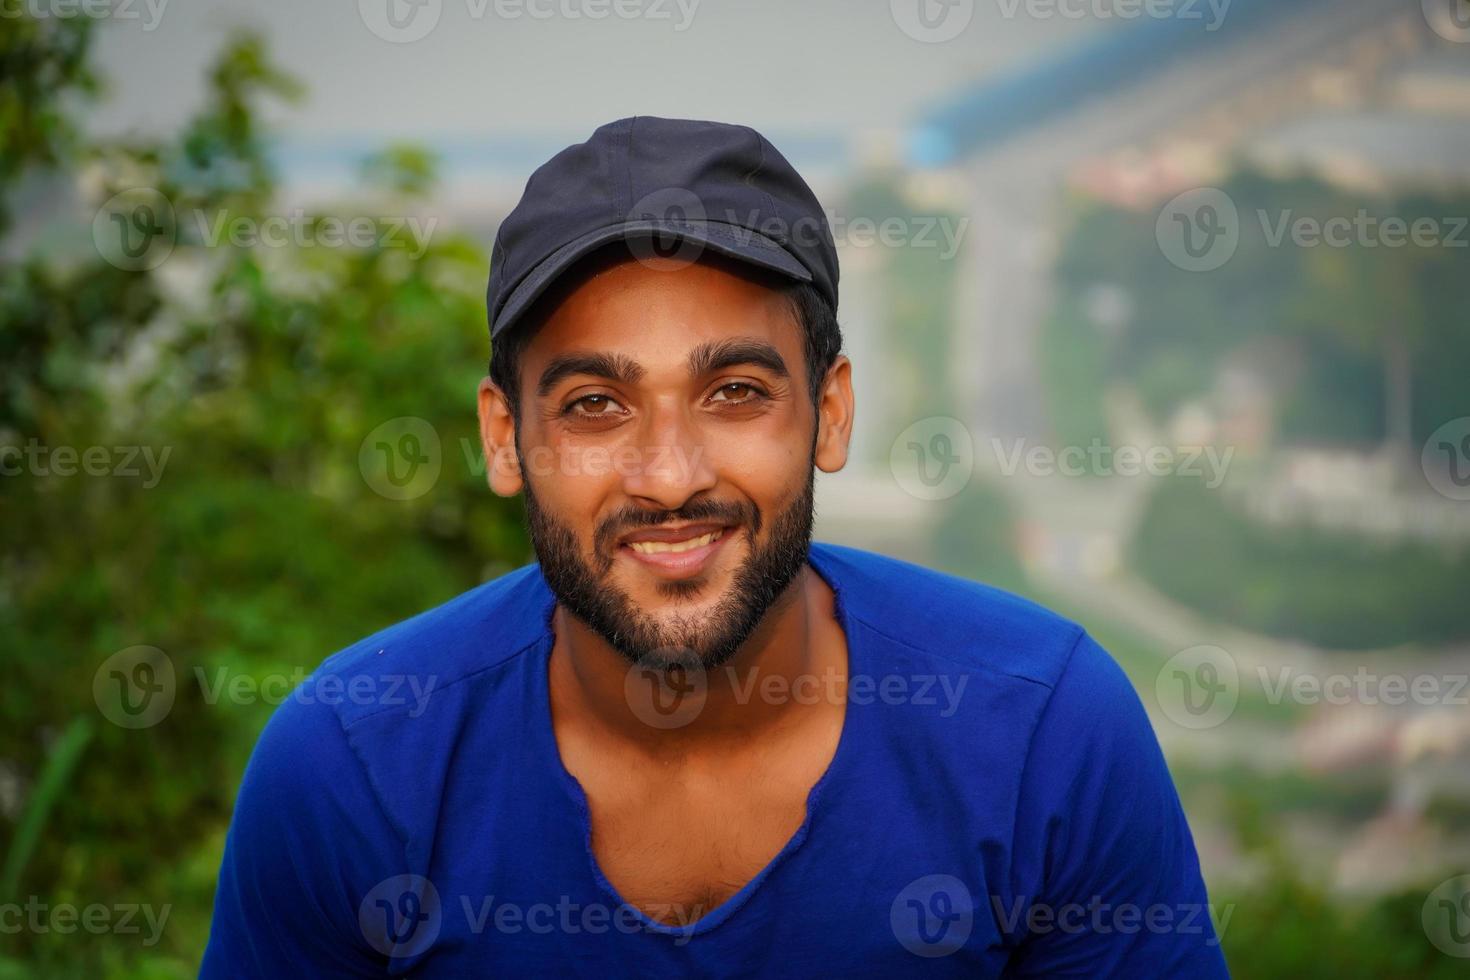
[536,352,646,397]
[687,338,790,381]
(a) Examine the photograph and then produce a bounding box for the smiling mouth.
[626,527,726,555]
[617,524,736,579]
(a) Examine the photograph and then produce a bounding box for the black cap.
[486,116,839,340]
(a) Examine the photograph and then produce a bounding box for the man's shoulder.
[304,559,552,728]
[809,541,1087,691]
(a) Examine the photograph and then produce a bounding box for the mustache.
[594,498,761,556]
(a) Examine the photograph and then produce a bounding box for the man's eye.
[564,394,624,416]
[710,383,765,404]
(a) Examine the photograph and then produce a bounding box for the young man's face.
[479,252,852,670]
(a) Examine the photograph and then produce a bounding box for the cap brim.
[491,220,813,339]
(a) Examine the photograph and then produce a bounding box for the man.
[203,116,1229,977]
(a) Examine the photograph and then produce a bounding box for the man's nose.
[617,403,718,509]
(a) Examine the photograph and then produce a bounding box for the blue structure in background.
[907,0,1333,168]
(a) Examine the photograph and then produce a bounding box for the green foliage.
[0,16,97,234]
[1218,871,1466,980]
[1205,764,1466,979]
[1130,479,1470,649]
[1172,763,1389,827]
[925,479,1028,595]
[845,174,965,464]
[0,20,527,975]
[1038,295,1110,449]
[1045,173,1470,448]
[361,144,441,199]
[0,718,93,900]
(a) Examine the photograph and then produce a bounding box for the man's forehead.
[522,257,801,369]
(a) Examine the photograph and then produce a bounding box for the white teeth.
[628,529,722,555]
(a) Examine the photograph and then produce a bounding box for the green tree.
[1,19,525,976]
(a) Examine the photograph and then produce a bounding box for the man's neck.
[547,565,848,758]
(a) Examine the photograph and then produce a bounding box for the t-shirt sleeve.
[200,691,405,978]
[1001,631,1231,978]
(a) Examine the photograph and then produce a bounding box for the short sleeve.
[201,692,405,978]
[1002,632,1231,978]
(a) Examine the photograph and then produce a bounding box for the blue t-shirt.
[202,542,1229,977]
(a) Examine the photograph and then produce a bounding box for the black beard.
[521,456,816,672]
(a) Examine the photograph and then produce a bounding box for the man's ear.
[477,377,523,497]
[813,355,854,474]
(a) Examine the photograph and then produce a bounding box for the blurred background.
[3,0,1470,975]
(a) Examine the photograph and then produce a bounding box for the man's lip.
[618,521,731,545]
[618,525,733,578]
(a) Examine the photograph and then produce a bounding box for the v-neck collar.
[529,544,864,939]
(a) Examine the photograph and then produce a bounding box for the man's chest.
[406,700,1017,976]
[412,774,1009,979]
[577,762,814,926]
[548,663,848,925]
